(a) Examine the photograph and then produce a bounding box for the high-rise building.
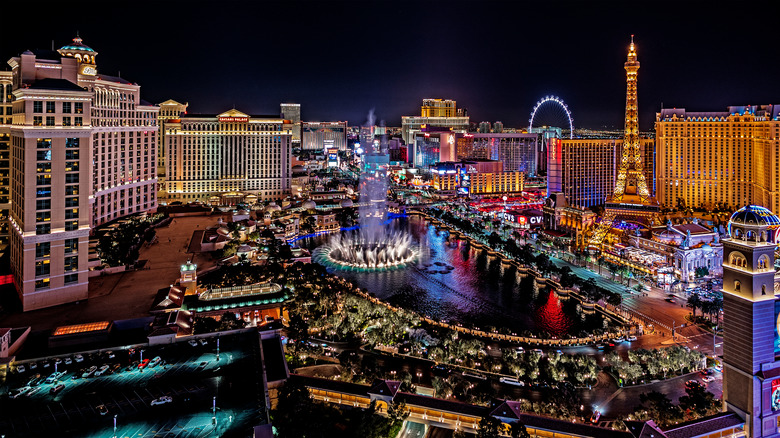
[547,138,653,209]
[412,130,457,168]
[280,103,301,147]
[157,99,188,177]
[301,121,347,151]
[721,205,780,437]
[162,108,291,204]
[493,121,504,133]
[655,105,780,213]
[478,121,491,133]
[4,36,159,311]
[472,133,539,176]
[0,72,13,253]
[420,98,456,117]
[401,98,469,146]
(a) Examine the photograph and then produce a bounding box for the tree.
[477,415,504,438]
[687,293,702,318]
[638,391,682,427]
[694,266,709,278]
[510,421,531,438]
[387,400,410,423]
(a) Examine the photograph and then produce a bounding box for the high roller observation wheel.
[528,95,574,139]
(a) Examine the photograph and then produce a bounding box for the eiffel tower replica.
[588,36,659,250]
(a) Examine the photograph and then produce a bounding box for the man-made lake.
[305,215,609,337]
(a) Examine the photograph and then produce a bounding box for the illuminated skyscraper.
[401,98,469,147]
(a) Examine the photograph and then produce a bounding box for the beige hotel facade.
[655,106,780,213]
[2,36,159,311]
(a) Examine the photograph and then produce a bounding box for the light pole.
[216,336,220,362]
[212,396,217,426]
[113,414,117,438]
[139,349,144,373]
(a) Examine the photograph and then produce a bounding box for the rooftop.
[27,78,87,92]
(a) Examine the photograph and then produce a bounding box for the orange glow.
[53,321,110,336]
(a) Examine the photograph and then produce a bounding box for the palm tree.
[687,293,702,319]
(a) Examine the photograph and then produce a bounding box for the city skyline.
[3,1,778,129]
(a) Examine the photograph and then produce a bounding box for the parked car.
[74,354,84,363]
[188,339,198,347]
[82,366,98,378]
[29,362,38,370]
[50,384,65,395]
[26,386,43,397]
[16,364,26,373]
[199,339,208,346]
[64,357,73,365]
[700,368,714,376]
[150,357,162,368]
[9,387,31,399]
[499,377,525,387]
[150,396,173,406]
[94,365,110,376]
[531,349,544,356]
[138,359,151,369]
[702,375,716,383]
[198,361,208,369]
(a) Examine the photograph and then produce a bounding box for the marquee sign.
[219,117,248,123]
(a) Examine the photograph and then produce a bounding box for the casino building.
[721,205,780,437]
[2,35,159,311]
[656,106,780,213]
[162,108,292,204]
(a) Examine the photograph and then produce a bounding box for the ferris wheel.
[529,95,574,139]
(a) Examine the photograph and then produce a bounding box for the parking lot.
[1,332,266,437]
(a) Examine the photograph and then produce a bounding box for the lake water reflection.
[304,215,608,336]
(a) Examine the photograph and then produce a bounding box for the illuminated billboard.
[772,379,780,412]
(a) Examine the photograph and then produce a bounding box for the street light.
[216,335,220,362]
[213,396,217,426]
[139,349,144,373]
[113,414,117,438]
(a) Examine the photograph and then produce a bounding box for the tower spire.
[587,36,659,250]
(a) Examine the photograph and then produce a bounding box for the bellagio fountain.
[313,133,418,271]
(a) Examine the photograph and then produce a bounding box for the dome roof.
[302,200,317,210]
[729,205,780,228]
[652,229,682,245]
[340,199,354,208]
[60,35,97,54]
[265,202,281,212]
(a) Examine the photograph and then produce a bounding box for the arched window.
[735,280,741,292]
[762,284,767,295]
[730,252,747,268]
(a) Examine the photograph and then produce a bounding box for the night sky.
[3,1,778,130]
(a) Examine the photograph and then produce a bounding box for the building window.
[35,242,50,258]
[33,101,43,113]
[64,256,78,272]
[64,273,78,284]
[66,150,79,160]
[65,208,79,219]
[74,117,83,126]
[75,102,83,114]
[66,138,79,148]
[734,280,741,292]
[33,116,42,126]
[37,188,52,198]
[35,259,50,277]
[65,220,78,231]
[36,199,51,210]
[36,175,51,186]
[62,102,72,113]
[64,238,78,254]
[35,278,50,290]
[46,102,55,113]
[35,224,51,235]
[66,185,79,196]
[65,161,79,172]
[36,211,51,222]
[63,116,71,126]
[37,138,52,149]
[46,116,55,126]
[66,197,78,207]
[65,174,79,184]
[37,150,51,161]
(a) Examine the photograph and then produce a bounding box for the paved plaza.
[0,215,221,331]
